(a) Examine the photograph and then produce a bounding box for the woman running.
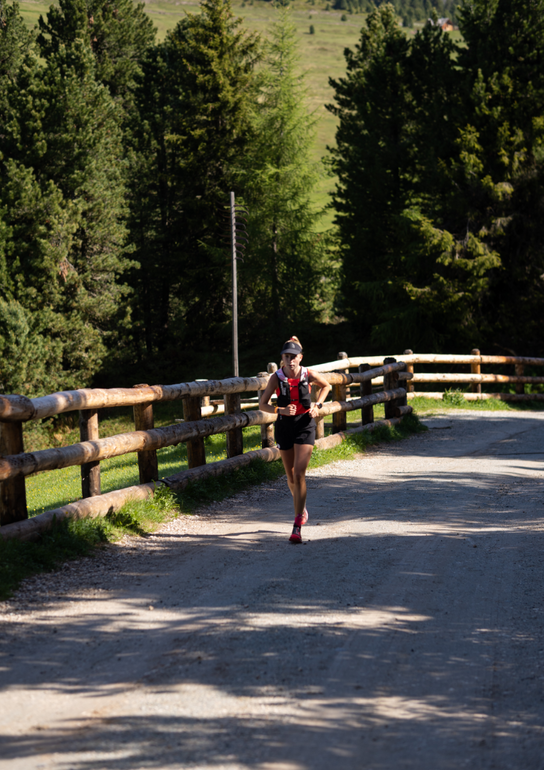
[259,336,331,543]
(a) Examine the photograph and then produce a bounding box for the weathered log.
[410,373,544,384]
[359,364,374,426]
[0,394,36,422]
[407,391,544,402]
[314,418,403,451]
[79,409,101,497]
[0,365,408,423]
[199,401,258,417]
[332,352,348,434]
[403,350,415,393]
[515,363,525,395]
[261,364,278,449]
[184,397,206,469]
[311,379,325,440]
[225,393,244,458]
[471,349,481,394]
[311,354,544,372]
[0,420,27,525]
[0,483,156,542]
[164,446,281,490]
[383,359,399,420]
[395,405,413,417]
[0,376,271,423]
[133,387,159,484]
[311,388,408,418]
[0,409,275,483]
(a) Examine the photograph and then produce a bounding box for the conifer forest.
[1,0,543,395]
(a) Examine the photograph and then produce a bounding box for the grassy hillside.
[20,0,363,214]
[19,0,461,216]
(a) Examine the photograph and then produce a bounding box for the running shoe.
[289,525,302,544]
[294,507,309,527]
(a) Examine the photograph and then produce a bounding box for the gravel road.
[1,410,544,770]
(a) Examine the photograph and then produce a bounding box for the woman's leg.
[292,444,314,518]
[280,445,312,516]
[279,448,296,499]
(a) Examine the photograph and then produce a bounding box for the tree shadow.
[2,412,544,768]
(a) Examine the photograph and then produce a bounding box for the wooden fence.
[0,356,413,541]
[1,349,543,542]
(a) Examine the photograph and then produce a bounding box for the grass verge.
[411,391,544,413]
[1,414,425,601]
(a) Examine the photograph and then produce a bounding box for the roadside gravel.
[1,410,544,770]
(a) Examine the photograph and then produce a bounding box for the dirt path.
[1,410,544,770]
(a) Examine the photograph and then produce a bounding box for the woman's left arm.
[307,369,331,418]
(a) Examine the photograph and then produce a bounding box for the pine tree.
[37,0,156,110]
[456,0,544,354]
[126,0,262,362]
[329,4,502,351]
[0,1,132,392]
[242,7,333,339]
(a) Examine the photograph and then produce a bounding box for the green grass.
[1,410,424,600]
[409,392,544,414]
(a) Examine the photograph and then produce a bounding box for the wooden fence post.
[403,349,414,393]
[183,396,206,469]
[79,409,102,497]
[383,358,398,420]
[225,393,244,458]
[132,385,159,484]
[515,363,525,395]
[312,381,325,440]
[195,380,211,407]
[397,363,408,412]
[359,364,374,426]
[471,348,481,394]
[0,419,28,525]
[259,366,276,448]
[332,351,348,435]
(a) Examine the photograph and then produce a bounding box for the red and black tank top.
[276,366,312,416]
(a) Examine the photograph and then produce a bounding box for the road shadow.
[1,413,544,768]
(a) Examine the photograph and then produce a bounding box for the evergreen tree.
[127,0,262,363]
[242,7,333,339]
[329,4,502,351]
[0,1,131,392]
[456,0,544,354]
[37,0,156,110]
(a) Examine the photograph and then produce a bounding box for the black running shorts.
[275,412,316,451]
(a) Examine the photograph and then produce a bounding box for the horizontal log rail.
[408,392,544,402]
[0,376,270,423]
[410,373,544,385]
[0,363,408,423]
[312,353,544,372]
[0,388,407,484]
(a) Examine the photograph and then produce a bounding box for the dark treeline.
[1,0,544,396]
[0,0,331,392]
[330,0,544,357]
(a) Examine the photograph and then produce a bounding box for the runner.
[259,336,331,543]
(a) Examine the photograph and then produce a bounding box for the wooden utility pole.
[230,191,239,378]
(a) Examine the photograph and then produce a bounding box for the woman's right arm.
[259,373,279,414]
